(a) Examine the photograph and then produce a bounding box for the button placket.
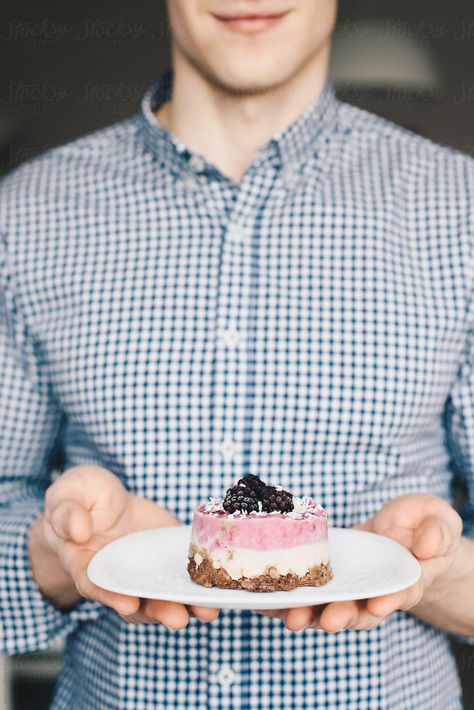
[217,437,241,462]
[213,216,253,474]
[213,664,240,688]
[220,324,242,348]
[226,224,249,244]
[208,166,278,706]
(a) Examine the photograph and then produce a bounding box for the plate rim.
[87,525,421,609]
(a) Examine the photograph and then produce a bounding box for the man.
[1,1,473,708]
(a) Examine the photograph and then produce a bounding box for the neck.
[156,47,330,182]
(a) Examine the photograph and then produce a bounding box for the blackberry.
[223,476,294,514]
[237,474,266,493]
[261,485,294,513]
[223,484,259,513]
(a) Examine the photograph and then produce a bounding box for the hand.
[28,465,219,629]
[256,493,463,632]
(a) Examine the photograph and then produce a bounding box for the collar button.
[189,154,206,173]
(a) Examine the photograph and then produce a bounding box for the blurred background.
[1,0,473,708]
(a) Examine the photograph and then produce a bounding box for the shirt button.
[189,154,206,173]
[227,225,248,243]
[221,326,242,347]
[214,664,239,688]
[218,438,239,461]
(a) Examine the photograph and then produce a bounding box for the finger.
[366,582,423,617]
[303,606,324,630]
[49,499,93,544]
[118,612,149,625]
[143,600,190,630]
[319,600,384,632]
[345,606,385,631]
[284,606,315,631]
[120,602,213,628]
[254,609,287,620]
[318,601,362,632]
[44,468,99,515]
[357,518,414,549]
[366,591,407,618]
[45,466,129,531]
[411,516,457,560]
[119,599,163,625]
[361,494,462,540]
[188,605,219,622]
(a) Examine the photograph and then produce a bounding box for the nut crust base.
[187,551,333,592]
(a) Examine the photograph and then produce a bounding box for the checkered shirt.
[1,71,474,710]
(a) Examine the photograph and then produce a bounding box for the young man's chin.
[210,75,288,98]
[198,57,298,98]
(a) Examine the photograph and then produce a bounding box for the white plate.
[87,526,421,610]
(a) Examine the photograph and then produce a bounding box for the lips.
[212,10,290,35]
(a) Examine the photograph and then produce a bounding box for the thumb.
[411,515,454,560]
[50,499,93,544]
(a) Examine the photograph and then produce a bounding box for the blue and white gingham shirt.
[1,71,474,710]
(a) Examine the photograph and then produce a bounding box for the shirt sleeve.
[444,297,474,644]
[0,231,102,656]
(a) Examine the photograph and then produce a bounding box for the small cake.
[187,475,332,592]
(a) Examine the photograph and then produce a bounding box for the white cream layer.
[193,542,329,581]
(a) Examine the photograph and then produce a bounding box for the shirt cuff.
[0,498,103,655]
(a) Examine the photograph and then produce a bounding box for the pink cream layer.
[191,503,328,551]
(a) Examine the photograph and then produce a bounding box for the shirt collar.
[267,79,338,170]
[139,70,339,176]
